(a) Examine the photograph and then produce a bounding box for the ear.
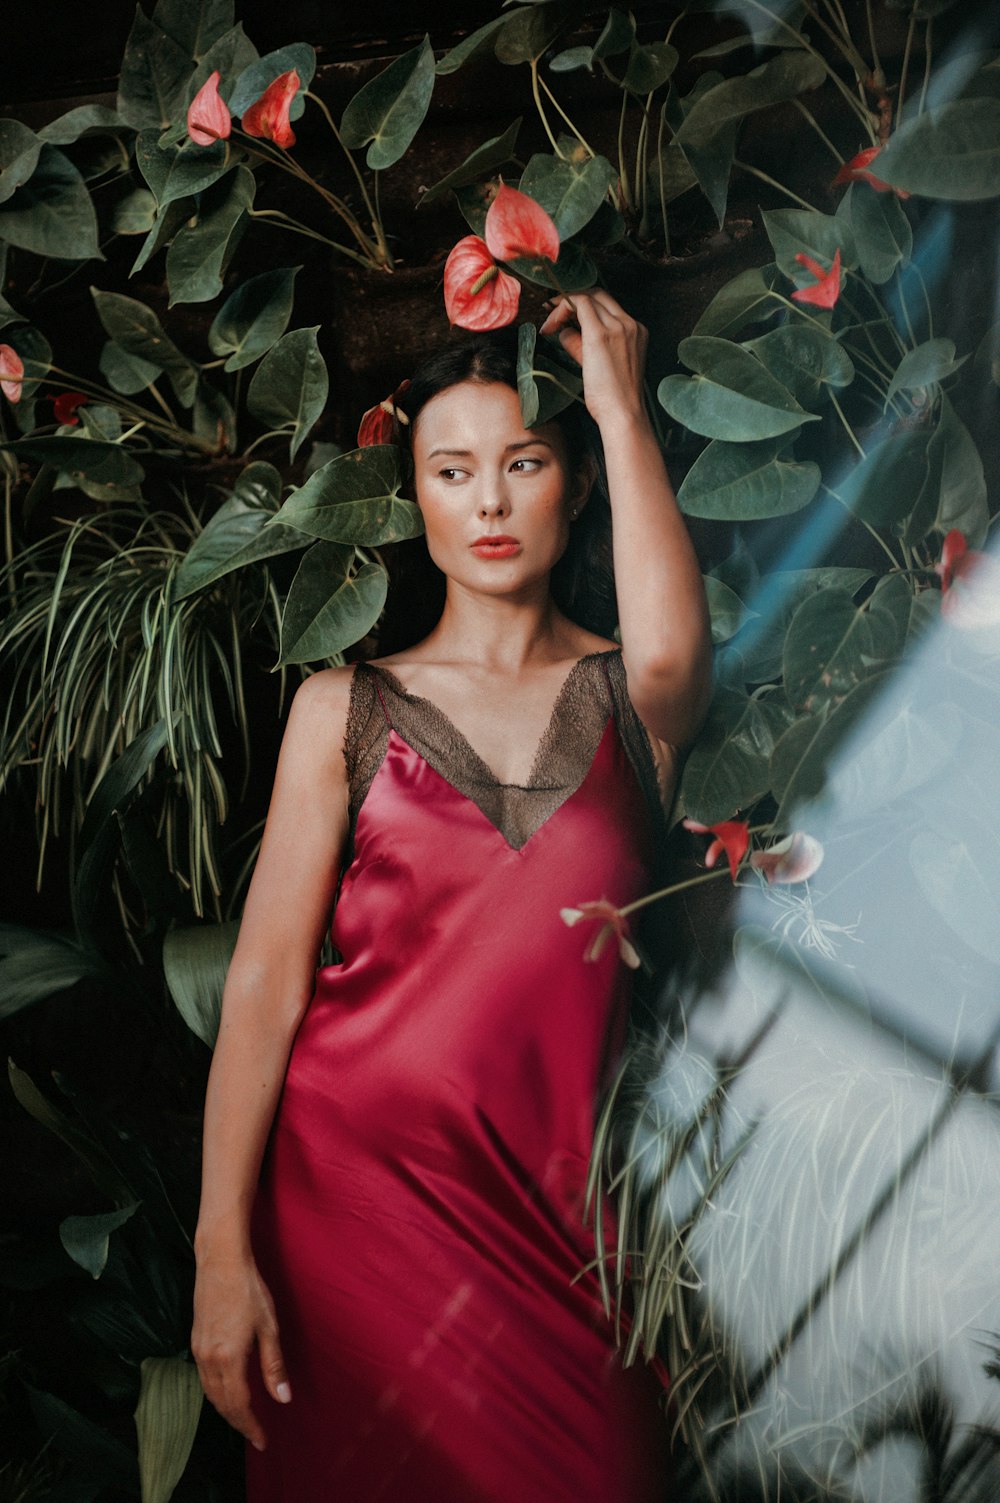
[567,454,597,517]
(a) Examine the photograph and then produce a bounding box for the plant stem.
[656,101,671,256]
[829,389,866,458]
[733,160,818,213]
[3,469,15,612]
[617,92,633,215]
[243,428,292,458]
[918,18,933,116]
[538,73,596,158]
[530,60,565,158]
[739,0,876,135]
[792,100,845,166]
[895,269,917,347]
[864,0,883,86]
[911,263,934,339]
[302,92,392,266]
[635,97,651,230]
[821,482,902,567]
[897,14,916,123]
[247,208,377,267]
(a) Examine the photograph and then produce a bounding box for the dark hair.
[373,328,618,655]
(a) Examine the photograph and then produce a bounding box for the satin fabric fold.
[246,708,671,1501]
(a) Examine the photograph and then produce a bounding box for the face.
[410,380,590,596]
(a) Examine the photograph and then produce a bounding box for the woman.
[192,290,712,1501]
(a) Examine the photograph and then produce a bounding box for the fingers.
[258,1323,293,1407]
[193,1340,269,1451]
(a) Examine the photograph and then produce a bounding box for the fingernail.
[252,1439,266,1452]
[277,1382,292,1404]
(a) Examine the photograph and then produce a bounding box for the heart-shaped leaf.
[837,182,912,284]
[274,445,422,546]
[153,0,235,60]
[660,336,813,441]
[885,338,967,404]
[763,206,858,279]
[135,130,232,210]
[340,37,436,171]
[676,50,826,144]
[693,264,782,339]
[680,686,793,824]
[60,1204,140,1279]
[247,327,328,461]
[165,164,255,304]
[518,151,616,240]
[117,6,194,130]
[279,543,388,664]
[37,104,124,145]
[678,435,820,517]
[783,588,899,712]
[0,121,41,206]
[91,288,198,406]
[744,323,855,408]
[209,266,300,370]
[876,97,1000,200]
[419,119,522,206]
[0,146,100,261]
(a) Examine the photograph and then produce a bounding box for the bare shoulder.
[280,665,361,773]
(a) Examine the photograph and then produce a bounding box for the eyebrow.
[426,438,555,459]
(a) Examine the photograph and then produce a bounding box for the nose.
[478,474,509,519]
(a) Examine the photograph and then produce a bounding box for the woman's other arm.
[191,667,352,1451]
[540,292,713,750]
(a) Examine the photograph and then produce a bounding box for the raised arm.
[192,666,352,1451]
[539,291,712,749]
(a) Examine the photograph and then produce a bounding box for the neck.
[420,582,578,672]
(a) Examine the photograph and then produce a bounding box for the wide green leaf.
[117,6,194,130]
[208,266,299,370]
[60,1204,140,1280]
[91,288,198,406]
[165,164,254,304]
[495,5,575,66]
[279,543,388,664]
[704,576,753,643]
[163,920,239,1047]
[135,130,232,210]
[519,150,616,240]
[660,336,813,441]
[0,146,100,260]
[112,187,158,234]
[678,435,820,518]
[131,197,194,276]
[622,41,678,95]
[876,97,1000,200]
[230,43,316,120]
[763,206,858,279]
[0,121,41,206]
[37,104,124,145]
[154,0,234,60]
[930,394,988,545]
[726,567,873,684]
[744,323,855,408]
[419,120,522,206]
[0,437,145,502]
[0,926,102,1021]
[680,686,792,823]
[693,264,782,338]
[837,182,912,285]
[274,445,422,546]
[340,37,435,171]
[246,326,329,462]
[516,322,582,428]
[135,1357,204,1503]
[783,588,899,713]
[885,338,967,404]
[174,467,303,598]
[99,340,163,394]
[676,50,826,144]
[837,426,931,530]
[680,119,740,227]
[435,15,511,75]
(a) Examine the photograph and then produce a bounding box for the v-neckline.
[366,648,620,789]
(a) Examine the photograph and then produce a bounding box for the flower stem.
[733,160,818,213]
[656,101,671,256]
[247,208,378,267]
[821,482,902,568]
[792,100,845,166]
[829,390,866,459]
[303,92,392,266]
[897,14,916,122]
[538,73,595,158]
[918,17,933,116]
[530,60,565,158]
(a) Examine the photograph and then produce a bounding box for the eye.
[437,466,467,481]
[510,457,543,473]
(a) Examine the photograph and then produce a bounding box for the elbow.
[623,640,713,750]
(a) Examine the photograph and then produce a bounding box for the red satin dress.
[246,649,671,1501]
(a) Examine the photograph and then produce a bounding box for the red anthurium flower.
[683,818,750,883]
[833,146,910,200]
[241,70,300,150]
[443,235,521,331]
[560,898,640,969]
[484,182,560,265]
[934,529,1000,628]
[357,379,411,447]
[187,70,231,146]
[53,391,88,426]
[791,247,842,309]
[750,832,824,885]
[0,344,24,404]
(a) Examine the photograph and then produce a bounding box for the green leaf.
[763,206,857,279]
[176,24,260,127]
[550,45,596,73]
[676,50,826,144]
[60,1204,140,1279]
[208,265,299,370]
[117,6,194,131]
[518,151,617,240]
[165,164,254,304]
[660,336,813,441]
[274,445,422,546]
[783,588,898,713]
[91,288,198,407]
[435,15,512,75]
[837,426,931,530]
[885,338,967,404]
[743,323,855,408]
[680,686,792,823]
[8,1062,133,1205]
[495,5,575,66]
[0,437,145,501]
[135,130,232,210]
[111,187,158,234]
[131,197,194,276]
[246,326,329,462]
[174,474,303,598]
[593,8,635,60]
[340,37,436,171]
[154,0,234,60]
[0,120,41,206]
[728,567,873,685]
[506,239,598,293]
[99,340,163,394]
[419,120,522,206]
[837,182,912,285]
[0,926,102,1021]
[36,105,124,145]
[678,435,820,518]
[279,543,388,664]
[622,41,678,95]
[517,325,583,429]
[0,145,100,261]
[693,264,782,338]
[876,97,1000,201]
[770,672,887,823]
[930,394,988,545]
[230,44,316,120]
[163,920,239,1047]
[79,719,175,856]
[193,379,236,453]
[704,576,753,643]
[680,119,740,227]
[134,1357,204,1503]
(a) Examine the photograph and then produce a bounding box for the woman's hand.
[191,1250,291,1452]
[538,290,649,431]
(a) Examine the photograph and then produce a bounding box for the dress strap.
[371,672,392,729]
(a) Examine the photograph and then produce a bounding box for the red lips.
[471,535,518,546]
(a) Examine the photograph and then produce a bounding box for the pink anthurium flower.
[443,235,521,330]
[560,898,640,969]
[682,818,750,883]
[833,146,909,200]
[484,182,560,265]
[791,247,842,309]
[750,832,824,885]
[53,391,88,426]
[242,70,300,150]
[0,344,24,404]
[187,70,231,146]
[357,379,411,447]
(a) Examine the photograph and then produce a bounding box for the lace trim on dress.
[343,649,672,854]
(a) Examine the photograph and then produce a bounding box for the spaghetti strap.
[370,668,392,729]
